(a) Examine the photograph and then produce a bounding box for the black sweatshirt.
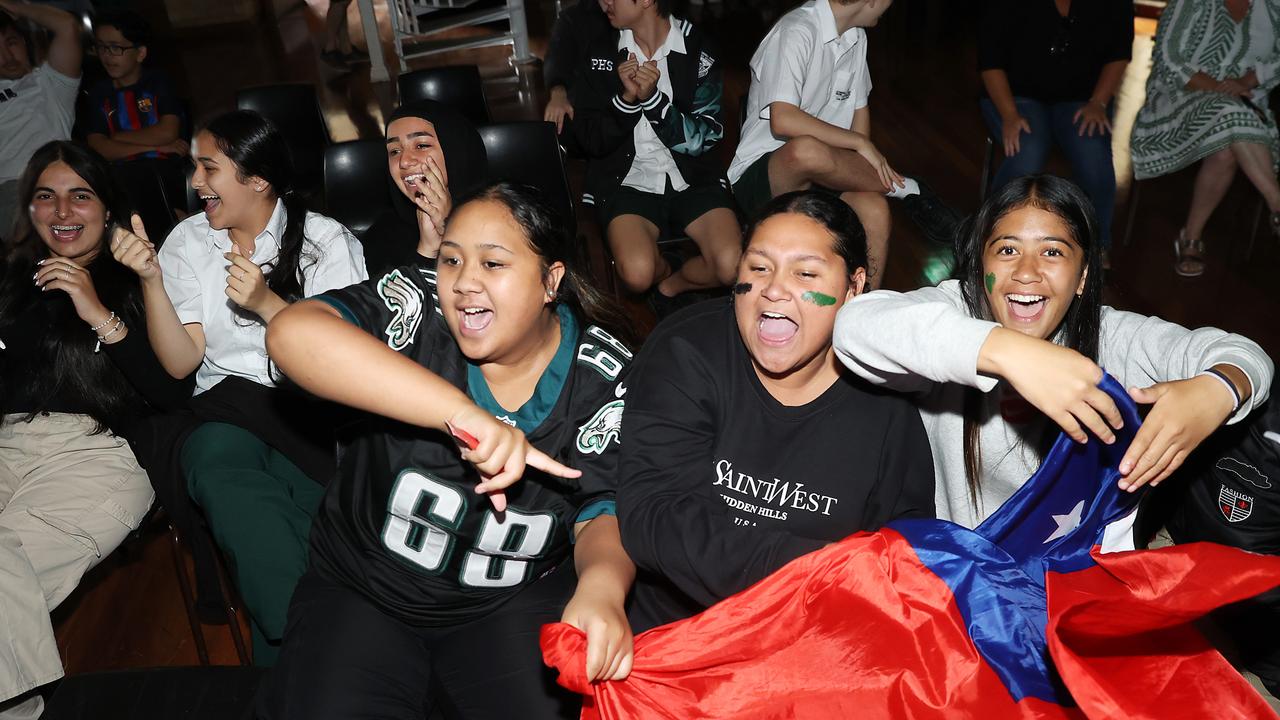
[618,300,936,631]
[0,288,193,440]
[978,0,1133,104]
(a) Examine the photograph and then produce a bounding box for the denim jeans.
[981,97,1116,248]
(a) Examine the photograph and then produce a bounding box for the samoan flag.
[542,375,1280,718]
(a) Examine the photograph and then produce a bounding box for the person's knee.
[613,253,657,295]
[182,423,268,499]
[608,225,659,294]
[1206,146,1239,172]
[777,136,835,179]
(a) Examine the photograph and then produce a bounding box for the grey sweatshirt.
[833,280,1275,530]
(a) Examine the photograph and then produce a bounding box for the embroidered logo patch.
[1219,484,1254,523]
[698,51,714,79]
[576,399,624,455]
[1217,457,1272,490]
[378,269,424,351]
[137,97,154,114]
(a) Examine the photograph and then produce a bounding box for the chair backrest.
[478,121,575,233]
[235,84,331,196]
[323,139,393,238]
[109,160,180,247]
[397,65,491,126]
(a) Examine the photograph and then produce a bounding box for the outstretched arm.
[267,298,580,509]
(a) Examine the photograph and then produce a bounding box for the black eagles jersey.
[309,264,631,626]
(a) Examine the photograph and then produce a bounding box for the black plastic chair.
[235,84,331,199]
[398,65,491,126]
[324,139,392,238]
[109,160,183,247]
[479,121,574,229]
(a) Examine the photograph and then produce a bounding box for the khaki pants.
[0,413,153,712]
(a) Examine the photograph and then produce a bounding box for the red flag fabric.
[542,531,1280,719]
[1047,542,1280,718]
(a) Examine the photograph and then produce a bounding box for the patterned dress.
[1131,0,1280,179]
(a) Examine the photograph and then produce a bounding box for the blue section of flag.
[892,373,1144,706]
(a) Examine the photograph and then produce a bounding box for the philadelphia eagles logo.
[378,270,424,351]
[577,399,624,455]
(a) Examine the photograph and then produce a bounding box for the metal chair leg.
[168,524,210,666]
[212,549,252,666]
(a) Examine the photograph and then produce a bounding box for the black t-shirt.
[310,265,632,626]
[618,300,936,630]
[978,0,1133,103]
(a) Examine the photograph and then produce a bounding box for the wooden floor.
[51,0,1280,684]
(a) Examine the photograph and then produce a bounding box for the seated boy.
[569,0,740,314]
[85,10,186,162]
[728,0,953,288]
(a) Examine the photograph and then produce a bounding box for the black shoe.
[899,180,963,248]
[647,288,684,321]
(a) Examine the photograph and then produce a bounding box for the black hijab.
[363,100,488,277]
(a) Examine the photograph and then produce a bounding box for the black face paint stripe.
[733,282,752,295]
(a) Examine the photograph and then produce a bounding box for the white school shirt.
[158,199,368,394]
[727,0,872,184]
[618,19,690,194]
[0,64,79,183]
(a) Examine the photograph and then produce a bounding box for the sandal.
[1173,230,1205,277]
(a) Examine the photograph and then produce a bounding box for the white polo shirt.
[0,64,79,183]
[158,199,367,394]
[727,0,872,184]
[618,18,690,194]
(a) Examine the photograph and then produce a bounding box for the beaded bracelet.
[89,311,117,333]
[94,318,126,353]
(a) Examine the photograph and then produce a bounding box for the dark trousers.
[256,561,581,720]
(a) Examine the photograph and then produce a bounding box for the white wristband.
[1198,370,1241,414]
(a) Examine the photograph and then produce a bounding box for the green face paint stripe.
[985,272,996,294]
[801,291,837,307]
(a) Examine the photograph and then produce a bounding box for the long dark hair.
[202,110,313,302]
[461,182,636,348]
[745,190,868,275]
[0,141,142,433]
[953,174,1103,506]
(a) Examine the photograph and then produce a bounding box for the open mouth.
[1005,293,1047,322]
[458,306,494,335]
[402,173,426,189]
[50,224,84,242]
[199,193,221,214]
[758,311,798,345]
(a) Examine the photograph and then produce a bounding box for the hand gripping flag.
[542,375,1280,718]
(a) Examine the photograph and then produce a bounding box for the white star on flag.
[1043,500,1085,544]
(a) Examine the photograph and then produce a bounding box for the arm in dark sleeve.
[617,335,826,608]
[976,0,1012,71]
[544,0,588,90]
[642,40,724,157]
[104,313,195,410]
[565,51,640,158]
[869,399,936,525]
